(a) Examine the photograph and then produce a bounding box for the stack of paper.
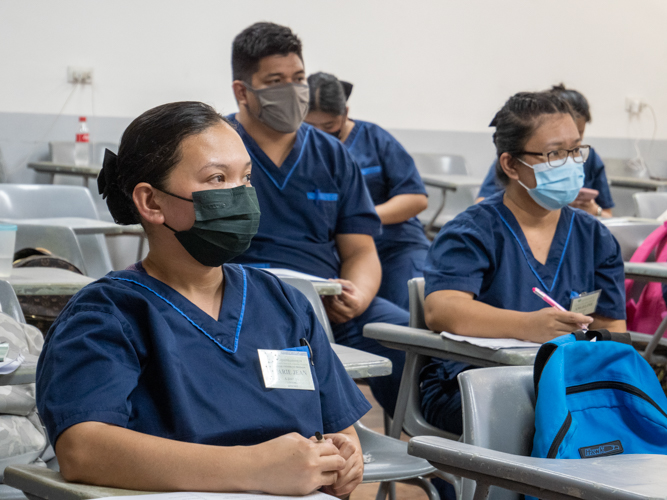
[441,332,541,350]
[265,268,328,282]
[96,491,335,500]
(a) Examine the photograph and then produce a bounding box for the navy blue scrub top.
[227,116,381,279]
[343,120,429,249]
[424,192,625,319]
[37,264,371,446]
[477,147,615,209]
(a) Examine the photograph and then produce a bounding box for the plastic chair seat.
[356,423,437,483]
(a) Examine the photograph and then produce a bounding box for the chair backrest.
[50,141,118,165]
[278,277,334,342]
[0,184,99,220]
[412,154,468,176]
[14,224,87,275]
[633,192,667,219]
[606,221,662,261]
[0,185,112,278]
[0,280,25,324]
[408,278,427,329]
[459,365,536,500]
[403,277,459,439]
[602,157,649,179]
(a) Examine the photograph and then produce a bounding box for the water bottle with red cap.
[74,116,90,166]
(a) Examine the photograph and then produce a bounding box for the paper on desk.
[265,268,329,282]
[441,332,541,349]
[95,491,335,500]
[0,353,24,374]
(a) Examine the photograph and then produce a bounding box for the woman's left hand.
[317,432,364,498]
[569,198,600,216]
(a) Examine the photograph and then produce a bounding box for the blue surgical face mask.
[517,157,585,211]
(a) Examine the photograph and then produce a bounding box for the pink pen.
[532,287,588,331]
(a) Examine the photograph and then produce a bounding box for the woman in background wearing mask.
[36,102,367,497]
[476,84,614,217]
[305,72,430,311]
[419,91,626,439]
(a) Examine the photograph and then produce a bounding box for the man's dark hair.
[490,92,574,186]
[103,102,228,225]
[232,22,303,83]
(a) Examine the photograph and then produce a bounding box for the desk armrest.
[408,436,667,499]
[363,323,537,367]
[4,465,153,500]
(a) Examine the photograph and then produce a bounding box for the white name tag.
[258,349,315,391]
[570,290,601,316]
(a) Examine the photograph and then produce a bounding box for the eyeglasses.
[512,145,591,168]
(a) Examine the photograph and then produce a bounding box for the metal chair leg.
[402,477,441,500]
[374,481,391,500]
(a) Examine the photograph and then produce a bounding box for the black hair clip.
[98,148,118,198]
[340,81,353,101]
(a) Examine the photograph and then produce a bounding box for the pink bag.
[626,221,667,334]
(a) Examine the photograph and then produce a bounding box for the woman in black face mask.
[304,72,430,311]
[36,102,369,496]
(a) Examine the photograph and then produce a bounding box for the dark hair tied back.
[100,101,228,225]
[98,149,137,225]
[490,91,574,186]
[307,72,348,116]
[549,83,591,123]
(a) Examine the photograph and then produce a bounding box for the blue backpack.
[531,330,667,462]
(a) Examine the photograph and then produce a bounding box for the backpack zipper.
[566,381,667,419]
[547,412,572,458]
[547,381,666,459]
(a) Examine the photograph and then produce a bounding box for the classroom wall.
[0,0,665,181]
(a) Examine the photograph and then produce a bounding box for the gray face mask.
[244,82,310,133]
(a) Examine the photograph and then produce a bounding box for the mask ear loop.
[153,187,194,232]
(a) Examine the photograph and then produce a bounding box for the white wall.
[0,0,665,140]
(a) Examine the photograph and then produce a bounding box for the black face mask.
[161,186,261,267]
[327,128,343,139]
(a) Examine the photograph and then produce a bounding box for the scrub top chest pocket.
[306,189,339,227]
[359,165,386,203]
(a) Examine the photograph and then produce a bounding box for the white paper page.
[0,353,24,374]
[441,332,541,350]
[95,491,335,500]
[264,268,329,282]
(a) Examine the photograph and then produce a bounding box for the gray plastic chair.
[14,224,87,276]
[0,185,112,278]
[49,141,117,166]
[633,192,667,219]
[459,366,535,500]
[277,276,441,500]
[413,154,476,231]
[605,220,662,261]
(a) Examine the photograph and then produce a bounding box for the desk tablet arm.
[4,465,154,500]
[408,436,667,500]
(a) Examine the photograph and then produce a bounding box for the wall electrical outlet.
[625,96,645,115]
[67,66,93,84]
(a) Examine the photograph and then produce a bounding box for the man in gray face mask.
[227,22,409,420]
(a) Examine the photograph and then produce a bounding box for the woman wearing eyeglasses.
[476,84,614,217]
[419,91,626,440]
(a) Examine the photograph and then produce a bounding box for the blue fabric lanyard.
[110,265,247,354]
[492,207,575,293]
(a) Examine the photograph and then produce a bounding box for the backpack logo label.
[578,440,624,458]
